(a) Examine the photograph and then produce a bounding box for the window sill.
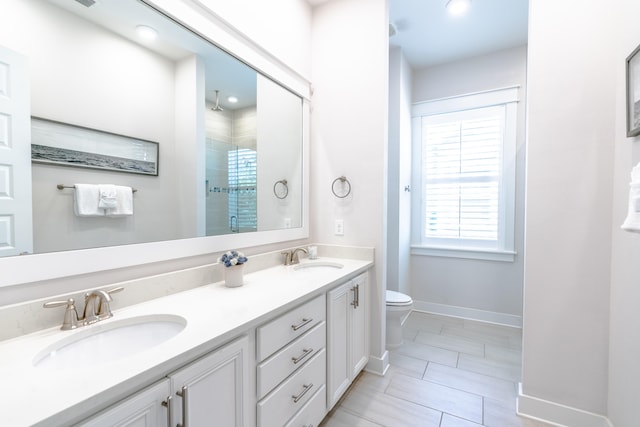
[410,245,516,262]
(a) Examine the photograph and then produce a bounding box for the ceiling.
[50,0,257,109]
[390,0,528,69]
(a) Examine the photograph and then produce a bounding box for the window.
[411,87,518,261]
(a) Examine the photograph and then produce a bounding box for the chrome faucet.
[281,247,309,265]
[44,286,124,330]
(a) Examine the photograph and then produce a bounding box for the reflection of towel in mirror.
[74,184,104,217]
[621,162,640,232]
[106,186,134,217]
[98,184,118,209]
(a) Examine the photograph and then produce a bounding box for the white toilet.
[386,290,413,349]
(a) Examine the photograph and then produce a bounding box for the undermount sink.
[33,314,186,370]
[293,261,344,271]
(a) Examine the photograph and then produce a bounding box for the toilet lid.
[386,290,412,305]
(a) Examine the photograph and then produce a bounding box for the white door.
[0,45,32,256]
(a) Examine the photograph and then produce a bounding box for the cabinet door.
[350,273,369,378]
[170,335,249,427]
[326,281,351,409]
[76,380,171,427]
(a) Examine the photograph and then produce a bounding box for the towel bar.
[56,184,138,193]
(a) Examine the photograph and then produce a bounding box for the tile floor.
[320,311,554,427]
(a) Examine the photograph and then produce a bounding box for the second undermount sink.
[293,261,344,271]
[33,314,186,370]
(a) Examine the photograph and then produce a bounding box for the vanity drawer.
[284,384,327,427]
[257,294,325,361]
[257,349,326,427]
[257,321,326,399]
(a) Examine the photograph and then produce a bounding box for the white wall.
[608,1,640,426]
[409,46,528,321]
[310,0,389,371]
[257,75,303,231]
[387,47,412,296]
[520,0,616,419]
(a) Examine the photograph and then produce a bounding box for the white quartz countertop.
[0,257,372,426]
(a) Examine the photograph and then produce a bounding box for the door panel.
[0,45,32,256]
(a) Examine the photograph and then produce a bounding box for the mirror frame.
[0,0,310,287]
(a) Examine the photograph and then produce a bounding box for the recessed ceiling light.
[446,0,471,16]
[228,96,238,103]
[136,25,158,41]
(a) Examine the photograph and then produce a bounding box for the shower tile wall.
[205,105,256,236]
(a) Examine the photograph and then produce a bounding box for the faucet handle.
[281,250,293,266]
[106,286,124,296]
[43,298,80,330]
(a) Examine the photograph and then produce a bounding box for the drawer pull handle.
[176,385,188,427]
[292,347,314,364]
[351,284,360,308]
[292,383,314,403]
[161,395,172,427]
[291,317,312,331]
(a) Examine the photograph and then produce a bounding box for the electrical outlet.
[334,219,344,236]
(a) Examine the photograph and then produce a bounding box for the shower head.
[211,90,224,111]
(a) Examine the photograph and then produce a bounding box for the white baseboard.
[365,350,389,376]
[413,300,523,328]
[517,383,613,427]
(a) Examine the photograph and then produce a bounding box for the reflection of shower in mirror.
[211,90,224,111]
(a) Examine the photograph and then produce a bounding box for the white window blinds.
[422,106,504,243]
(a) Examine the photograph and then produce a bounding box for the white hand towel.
[74,184,104,217]
[621,162,640,232]
[106,186,134,217]
[98,184,118,209]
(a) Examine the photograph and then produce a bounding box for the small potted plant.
[218,250,248,287]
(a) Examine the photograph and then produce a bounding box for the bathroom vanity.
[0,254,372,426]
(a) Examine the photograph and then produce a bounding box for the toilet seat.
[386,290,412,306]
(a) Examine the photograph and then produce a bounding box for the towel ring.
[331,176,351,198]
[273,179,288,199]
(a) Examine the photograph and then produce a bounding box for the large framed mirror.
[0,0,309,286]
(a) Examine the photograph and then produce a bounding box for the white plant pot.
[224,264,245,287]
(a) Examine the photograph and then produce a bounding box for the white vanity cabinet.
[76,335,250,427]
[256,294,327,427]
[76,380,172,427]
[327,272,368,409]
[169,335,250,427]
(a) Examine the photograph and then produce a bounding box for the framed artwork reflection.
[31,117,159,176]
[626,43,640,137]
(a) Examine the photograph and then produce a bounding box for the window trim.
[411,86,520,262]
